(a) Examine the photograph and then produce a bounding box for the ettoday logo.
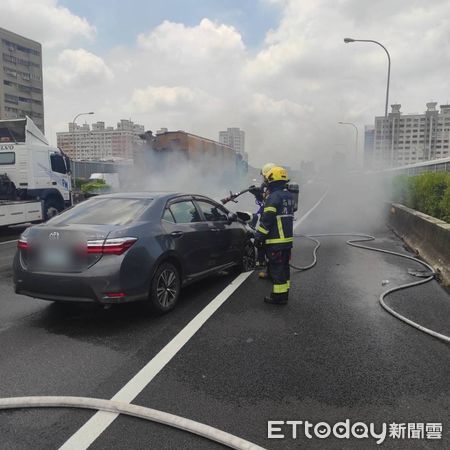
[268,420,387,444]
[267,420,442,444]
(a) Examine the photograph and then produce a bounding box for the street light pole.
[338,121,359,166]
[71,111,94,187]
[344,38,391,118]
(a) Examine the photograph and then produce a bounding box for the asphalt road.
[0,178,449,449]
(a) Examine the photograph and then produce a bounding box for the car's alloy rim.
[243,244,255,271]
[156,269,178,307]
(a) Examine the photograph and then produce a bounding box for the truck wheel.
[44,198,60,220]
[148,262,181,313]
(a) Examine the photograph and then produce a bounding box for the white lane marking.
[59,271,253,450]
[294,187,329,230]
[0,239,17,245]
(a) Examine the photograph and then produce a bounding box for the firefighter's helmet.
[266,166,289,183]
[261,163,276,179]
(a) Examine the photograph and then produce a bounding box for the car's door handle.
[52,182,57,185]
[210,228,220,232]
[170,231,184,238]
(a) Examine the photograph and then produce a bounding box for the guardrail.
[388,203,450,287]
[382,157,450,175]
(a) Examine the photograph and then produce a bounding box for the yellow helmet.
[261,163,276,178]
[266,166,289,183]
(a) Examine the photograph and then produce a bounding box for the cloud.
[26,1,450,170]
[137,18,245,62]
[0,0,96,48]
[46,49,113,88]
[131,86,197,112]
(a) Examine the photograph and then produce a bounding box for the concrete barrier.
[388,203,450,288]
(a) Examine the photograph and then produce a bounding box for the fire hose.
[290,233,450,344]
[0,396,265,450]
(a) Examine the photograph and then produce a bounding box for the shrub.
[81,179,111,195]
[391,172,450,222]
[440,184,450,222]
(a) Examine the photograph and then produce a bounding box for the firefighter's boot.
[258,270,269,279]
[264,292,288,305]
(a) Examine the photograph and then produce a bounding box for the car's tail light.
[102,237,138,255]
[17,238,28,250]
[86,239,104,254]
[86,237,137,255]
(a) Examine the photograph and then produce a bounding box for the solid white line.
[294,186,329,230]
[59,271,253,450]
[0,239,17,245]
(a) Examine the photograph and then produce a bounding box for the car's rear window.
[49,198,152,225]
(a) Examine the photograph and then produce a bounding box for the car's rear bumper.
[13,254,149,305]
[15,289,147,304]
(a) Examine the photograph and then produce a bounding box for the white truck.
[0,116,72,226]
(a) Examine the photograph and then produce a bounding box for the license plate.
[40,248,69,267]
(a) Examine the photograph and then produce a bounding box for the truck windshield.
[0,119,26,143]
[48,197,152,226]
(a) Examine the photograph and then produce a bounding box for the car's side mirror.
[227,212,237,223]
[235,211,253,222]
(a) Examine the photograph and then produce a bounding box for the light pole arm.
[72,113,81,125]
[348,39,391,117]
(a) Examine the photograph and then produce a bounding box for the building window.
[2,53,16,64]
[3,79,17,87]
[3,67,17,78]
[4,94,18,104]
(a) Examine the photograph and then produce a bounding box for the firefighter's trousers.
[267,248,291,296]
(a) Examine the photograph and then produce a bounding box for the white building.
[0,27,44,132]
[372,102,450,168]
[57,119,145,161]
[219,127,246,155]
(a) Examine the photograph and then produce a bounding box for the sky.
[1,0,450,168]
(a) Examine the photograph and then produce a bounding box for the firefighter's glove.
[254,237,265,249]
[248,185,264,202]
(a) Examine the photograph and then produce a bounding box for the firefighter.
[249,163,276,278]
[254,166,294,305]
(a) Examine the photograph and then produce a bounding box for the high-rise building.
[57,119,145,161]
[0,27,44,132]
[372,103,450,168]
[219,127,246,154]
[364,125,375,168]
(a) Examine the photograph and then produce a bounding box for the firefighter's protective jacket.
[255,181,294,250]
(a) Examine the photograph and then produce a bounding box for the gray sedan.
[13,192,255,313]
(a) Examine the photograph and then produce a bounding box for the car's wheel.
[149,262,181,313]
[43,198,61,220]
[238,240,256,272]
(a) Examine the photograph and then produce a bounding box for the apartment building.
[57,119,145,161]
[0,27,44,132]
[371,102,450,168]
[219,127,246,153]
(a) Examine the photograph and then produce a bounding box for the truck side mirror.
[64,156,71,174]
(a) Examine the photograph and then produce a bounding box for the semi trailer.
[135,129,248,182]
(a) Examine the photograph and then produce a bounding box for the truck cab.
[0,116,72,219]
